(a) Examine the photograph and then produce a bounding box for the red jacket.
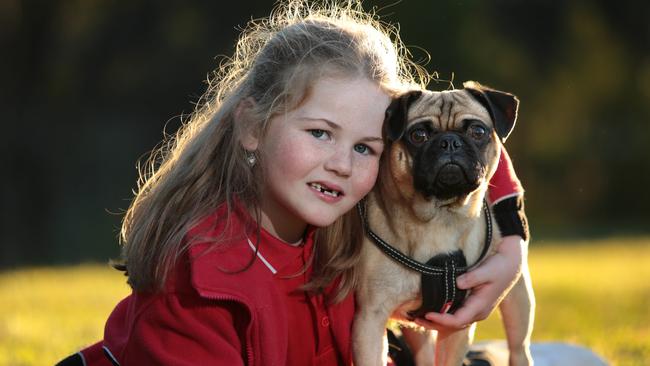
[77,147,523,366]
[80,201,355,366]
[488,149,524,204]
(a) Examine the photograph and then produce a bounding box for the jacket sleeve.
[57,341,112,366]
[105,293,249,366]
[488,148,530,241]
[488,148,524,204]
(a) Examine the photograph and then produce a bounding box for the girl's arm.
[95,293,247,365]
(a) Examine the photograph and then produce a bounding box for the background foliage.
[2,0,649,265]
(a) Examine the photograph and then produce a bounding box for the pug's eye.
[409,128,430,144]
[468,124,487,140]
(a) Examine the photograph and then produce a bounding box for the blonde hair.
[118,0,427,298]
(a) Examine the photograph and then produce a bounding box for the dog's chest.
[396,215,485,265]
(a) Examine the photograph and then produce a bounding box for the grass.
[476,237,650,365]
[0,265,131,366]
[1,237,649,365]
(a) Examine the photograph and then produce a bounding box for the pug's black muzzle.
[412,132,485,200]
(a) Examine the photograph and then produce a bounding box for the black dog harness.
[357,199,492,318]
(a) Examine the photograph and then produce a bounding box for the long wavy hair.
[117,0,428,300]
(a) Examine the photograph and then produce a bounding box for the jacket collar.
[182,198,353,365]
[187,197,317,293]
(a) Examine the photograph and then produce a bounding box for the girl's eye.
[409,128,430,144]
[354,144,371,155]
[310,129,329,140]
[468,124,487,140]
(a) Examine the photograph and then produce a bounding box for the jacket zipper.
[196,290,256,366]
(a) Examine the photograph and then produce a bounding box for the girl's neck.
[253,203,308,244]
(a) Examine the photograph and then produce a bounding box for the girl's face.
[245,76,390,242]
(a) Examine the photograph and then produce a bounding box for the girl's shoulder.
[173,200,277,300]
[185,198,255,246]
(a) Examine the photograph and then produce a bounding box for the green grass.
[476,237,650,365]
[1,237,649,365]
[0,265,131,366]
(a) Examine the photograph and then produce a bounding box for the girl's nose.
[324,147,352,177]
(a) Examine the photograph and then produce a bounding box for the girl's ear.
[236,98,260,151]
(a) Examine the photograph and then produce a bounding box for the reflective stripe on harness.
[357,199,492,318]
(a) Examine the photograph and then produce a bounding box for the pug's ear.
[463,81,519,142]
[384,90,422,142]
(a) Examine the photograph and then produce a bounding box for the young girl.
[58,1,529,365]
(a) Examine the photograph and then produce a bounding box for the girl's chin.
[302,201,355,228]
[305,212,342,228]
[307,218,337,228]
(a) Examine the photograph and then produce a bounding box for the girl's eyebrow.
[302,117,383,143]
[302,117,341,130]
[360,136,384,143]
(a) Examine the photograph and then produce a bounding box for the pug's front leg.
[401,327,436,366]
[499,268,535,366]
[435,325,474,366]
[352,304,392,366]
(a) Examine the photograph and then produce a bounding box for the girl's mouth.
[308,182,342,198]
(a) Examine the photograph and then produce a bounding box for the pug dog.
[352,82,534,366]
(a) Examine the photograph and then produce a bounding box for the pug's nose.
[439,134,463,152]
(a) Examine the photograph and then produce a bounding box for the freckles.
[272,137,313,174]
[353,159,380,194]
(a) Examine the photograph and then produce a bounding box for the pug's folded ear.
[463,81,519,142]
[384,90,422,142]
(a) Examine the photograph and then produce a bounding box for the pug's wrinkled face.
[383,82,518,214]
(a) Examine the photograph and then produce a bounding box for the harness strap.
[408,250,468,318]
[357,198,493,316]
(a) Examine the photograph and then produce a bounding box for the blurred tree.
[2,0,648,266]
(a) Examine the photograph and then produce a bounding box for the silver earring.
[245,150,257,167]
